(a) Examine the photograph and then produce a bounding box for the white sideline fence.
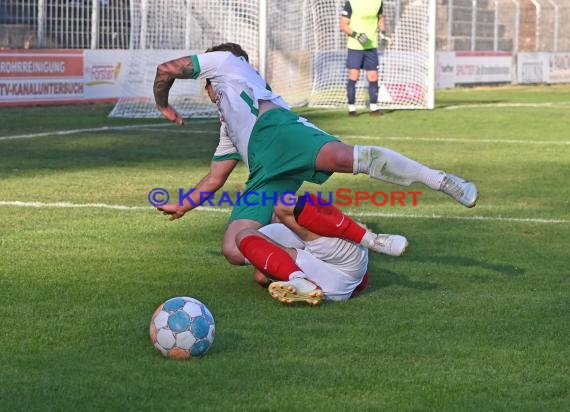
[0,1,569,111]
[1,0,569,52]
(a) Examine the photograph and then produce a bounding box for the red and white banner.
[0,49,84,105]
[517,52,549,84]
[548,53,570,84]
[515,52,570,84]
[436,51,513,88]
[83,50,128,100]
[0,49,566,105]
[0,49,128,106]
[0,49,195,106]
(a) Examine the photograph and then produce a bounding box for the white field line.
[347,211,568,224]
[0,124,171,141]
[344,135,570,145]
[136,128,218,134]
[0,201,567,224]
[0,200,229,214]
[443,102,570,110]
[2,125,567,146]
[0,121,217,141]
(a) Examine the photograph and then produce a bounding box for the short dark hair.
[206,43,249,62]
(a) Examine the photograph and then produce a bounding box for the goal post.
[109,0,436,118]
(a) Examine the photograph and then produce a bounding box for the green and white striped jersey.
[190,51,289,167]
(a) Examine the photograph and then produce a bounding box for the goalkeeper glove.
[351,32,369,46]
[379,31,392,45]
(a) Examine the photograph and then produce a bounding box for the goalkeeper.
[152,43,478,274]
[340,0,388,116]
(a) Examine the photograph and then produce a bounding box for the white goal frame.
[110,0,436,118]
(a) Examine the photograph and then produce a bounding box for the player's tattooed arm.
[153,56,195,125]
[153,56,195,108]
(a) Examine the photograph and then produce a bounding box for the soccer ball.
[150,296,215,359]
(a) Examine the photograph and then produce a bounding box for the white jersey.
[191,51,289,167]
[259,223,369,301]
[212,119,241,162]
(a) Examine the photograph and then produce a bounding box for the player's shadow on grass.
[408,255,523,277]
[366,267,439,293]
[362,223,522,279]
[208,330,243,356]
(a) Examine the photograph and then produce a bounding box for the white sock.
[419,167,446,190]
[289,270,306,280]
[360,231,377,248]
[287,276,319,293]
[353,145,445,189]
[353,145,365,175]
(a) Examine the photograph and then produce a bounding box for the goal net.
[109,0,435,118]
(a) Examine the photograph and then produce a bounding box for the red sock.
[238,235,300,281]
[295,193,366,243]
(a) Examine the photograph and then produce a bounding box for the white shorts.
[259,224,368,301]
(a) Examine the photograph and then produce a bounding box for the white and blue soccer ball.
[150,296,215,359]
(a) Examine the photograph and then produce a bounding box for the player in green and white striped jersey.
[152,43,478,296]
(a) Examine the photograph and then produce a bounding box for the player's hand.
[355,32,369,45]
[350,31,369,45]
[158,105,185,125]
[379,31,392,46]
[156,203,186,221]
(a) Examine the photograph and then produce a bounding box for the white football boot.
[440,174,478,208]
[362,233,408,257]
[268,277,323,306]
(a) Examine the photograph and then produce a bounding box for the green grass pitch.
[0,85,569,411]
